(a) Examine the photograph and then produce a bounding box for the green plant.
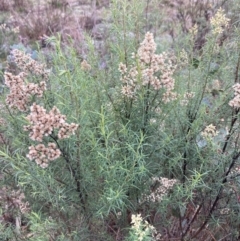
[0,23,19,61]
[0,1,240,241]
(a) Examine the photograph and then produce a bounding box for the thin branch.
[191,151,240,239]
[50,134,85,210]
[182,203,203,238]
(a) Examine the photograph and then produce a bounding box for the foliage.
[0,0,240,240]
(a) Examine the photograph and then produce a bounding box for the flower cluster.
[137,32,157,64]
[201,124,218,139]
[189,24,198,37]
[4,49,79,168]
[119,32,177,102]
[220,208,230,215]
[0,187,30,216]
[4,72,46,111]
[210,7,230,35]
[4,49,48,112]
[23,103,78,167]
[180,91,195,106]
[229,83,240,109]
[229,165,240,177]
[130,214,158,241]
[11,49,48,78]
[81,59,91,71]
[143,177,178,203]
[119,63,138,98]
[178,49,189,67]
[24,103,78,142]
[27,143,61,168]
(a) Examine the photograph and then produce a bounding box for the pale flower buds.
[119,32,177,102]
[229,83,240,109]
[201,124,218,139]
[210,8,230,35]
[27,143,61,168]
[4,50,79,168]
[24,103,79,142]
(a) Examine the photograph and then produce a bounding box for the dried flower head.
[24,103,78,142]
[4,50,78,169]
[4,50,48,112]
[220,208,230,215]
[5,72,30,111]
[119,32,177,102]
[11,49,48,78]
[131,214,157,241]
[201,124,218,139]
[179,49,189,66]
[229,83,240,108]
[189,24,198,37]
[184,92,195,99]
[230,165,240,177]
[121,85,135,98]
[118,62,127,74]
[137,32,156,64]
[143,177,178,203]
[210,8,230,35]
[0,187,30,216]
[58,123,79,139]
[27,143,61,168]
[81,60,91,71]
[5,72,47,112]
[180,92,195,106]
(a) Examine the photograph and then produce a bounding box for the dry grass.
[0,0,10,11]
[8,0,70,42]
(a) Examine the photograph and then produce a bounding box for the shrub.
[9,0,70,43]
[0,1,240,240]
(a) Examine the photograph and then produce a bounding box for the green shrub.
[0,1,240,240]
